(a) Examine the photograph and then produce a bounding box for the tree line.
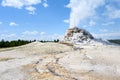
[0,39,32,48]
[0,39,59,48]
[108,39,120,45]
[40,39,59,43]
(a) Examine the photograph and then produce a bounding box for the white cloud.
[102,21,115,26]
[66,0,104,28]
[1,0,41,8]
[1,33,16,39]
[26,6,36,15]
[82,25,87,28]
[43,0,47,2]
[63,19,69,23]
[39,34,63,40]
[1,0,49,14]
[22,31,38,35]
[43,3,48,8]
[0,22,2,25]
[9,22,18,26]
[1,0,23,9]
[42,0,48,8]
[89,20,96,26]
[40,32,46,35]
[92,32,120,39]
[52,34,64,40]
[105,5,120,19]
[99,29,108,32]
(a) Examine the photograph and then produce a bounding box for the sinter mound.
[64,27,94,44]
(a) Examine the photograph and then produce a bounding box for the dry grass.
[0,48,14,52]
[59,41,73,47]
[0,57,14,61]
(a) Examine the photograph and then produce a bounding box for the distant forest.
[0,39,59,48]
[108,39,120,45]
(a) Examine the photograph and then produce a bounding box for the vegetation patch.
[0,39,32,48]
[108,39,120,45]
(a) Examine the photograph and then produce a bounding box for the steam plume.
[66,0,104,28]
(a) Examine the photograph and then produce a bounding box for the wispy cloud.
[25,6,36,15]
[43,3,48,8]
[105,5,120,19]
[0,22,2,25]
[63,19,69,23]
[92,32,120,39]
[40,32,46,35]
[99,29,108,32]
[39,33,63,40]
[9,22,18,26]
[0,33,16,39]
[22,31,38,35]
[89,20,96,27]
[102,21,115,26]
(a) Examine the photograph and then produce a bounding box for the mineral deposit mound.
[64,27,94,44]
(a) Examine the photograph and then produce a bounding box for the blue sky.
[0,0,120,40]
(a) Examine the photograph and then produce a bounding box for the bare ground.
[0,42,120,80]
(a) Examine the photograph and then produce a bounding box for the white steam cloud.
[66,0,104,28]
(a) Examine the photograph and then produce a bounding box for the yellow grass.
[0,57,14,61]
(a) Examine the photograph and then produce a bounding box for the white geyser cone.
[64,27,94,44]
[63,27,111,46]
